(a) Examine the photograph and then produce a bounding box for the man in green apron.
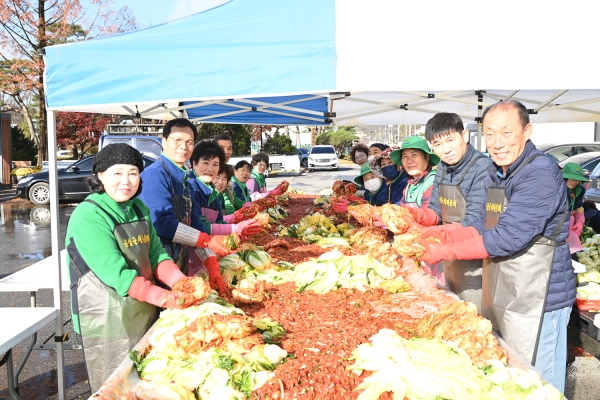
[66,144,198,392]
[420,101,575,393]
[414,113,491,310]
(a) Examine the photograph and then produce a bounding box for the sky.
[112,0,229,28]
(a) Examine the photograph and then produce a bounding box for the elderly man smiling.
[420,100,575,393]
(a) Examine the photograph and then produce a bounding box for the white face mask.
[364,177,382,193]
[367,155,375,162]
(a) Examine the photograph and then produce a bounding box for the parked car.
[537,142,600,163]
[296,147,309,168]
[98,134,163,160]
[557,152,600,180]
[228,153,301,177]
[308,145,339,171]
[15,155,156,205]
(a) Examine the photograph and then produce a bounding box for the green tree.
[196,123,251,156]
[263,129,296,155]
[11,125,37,164]
[316,126,358,156]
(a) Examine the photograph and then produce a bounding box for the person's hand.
[408,207,439,226]
[419,227,453,245]
[269,181,288,196]
[373,214,388,229]
[207,235,232,257]
[233,207,256,223]
[128,276,196,309]
[160,291,197,309]
[204,256,227,295]
[332,197,350,213]
[419,240,452,264]
[235,219,263,236]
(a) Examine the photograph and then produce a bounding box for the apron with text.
[481,155,568,365]
[159,159,192,275]
[68,200,156,393]
[439,157,485,310]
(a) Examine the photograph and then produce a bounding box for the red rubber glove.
[128,276,196,309]
[420,235,489,264]
[269,181,288,196]
[332,198,350,213]
[196,233,231,258]
[372,214,388,229]
[235,218,263,236]
[408,207,439,227]
[155,260,187,287]
[420,225,479,245]
[204,256,227,295]
[233,208,256,223]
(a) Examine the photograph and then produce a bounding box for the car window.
[73,157,93,171]
[105,138,132,145]
[136,138,162,159]
[575,145,600,155]
[545,146,573,163]
[583,159,600,176]
[298,148,309,154]
[311,147,335,154]
[591,163,600,179]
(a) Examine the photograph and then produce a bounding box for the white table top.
[0,249,70,292]
[0,307,58,354]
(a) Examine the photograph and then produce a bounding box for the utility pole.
[311,126,317,147]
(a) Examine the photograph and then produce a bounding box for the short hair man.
[139,118,231,292]
[411,112,490,309]
[421,101,575,392]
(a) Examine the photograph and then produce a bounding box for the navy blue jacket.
[430,144,491,226]
[188,172,225,234]
[365,173,408,206]
[472,140,576,312]
[139,155,207,243]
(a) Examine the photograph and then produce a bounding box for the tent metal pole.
[47,109,66,400]
[477,91,483,151]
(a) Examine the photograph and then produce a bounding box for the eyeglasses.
[169,137,195,148]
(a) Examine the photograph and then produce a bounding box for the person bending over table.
[562,162,587,254]
[65,144,198,392]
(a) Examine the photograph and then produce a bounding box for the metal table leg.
[13,291,37,391]
[6,350,21,400]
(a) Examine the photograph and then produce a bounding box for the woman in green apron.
[66,144,197,393]
[232,160,253,205]
[562,162,587,254]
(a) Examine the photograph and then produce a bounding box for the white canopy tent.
[41,0,600,396]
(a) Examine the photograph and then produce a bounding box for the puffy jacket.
[365,173,408,206]
[139,155,207,240]
[429,144,491,226]
[472,140,576,312]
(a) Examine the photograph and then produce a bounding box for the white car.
[308,145,338,171]
[228,154,301,176]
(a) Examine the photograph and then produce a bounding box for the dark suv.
[16,155,156,205]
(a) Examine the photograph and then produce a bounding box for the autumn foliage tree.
[56,112,110,159]
[0,0,137,165]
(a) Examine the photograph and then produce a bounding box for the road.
[1,163,599,399]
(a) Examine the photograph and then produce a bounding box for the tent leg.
[47,109,66,400]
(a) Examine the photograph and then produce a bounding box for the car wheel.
[30,206,51,227]
[302,159,308,168]
[264,169,270,178]
[29,182,50,205]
